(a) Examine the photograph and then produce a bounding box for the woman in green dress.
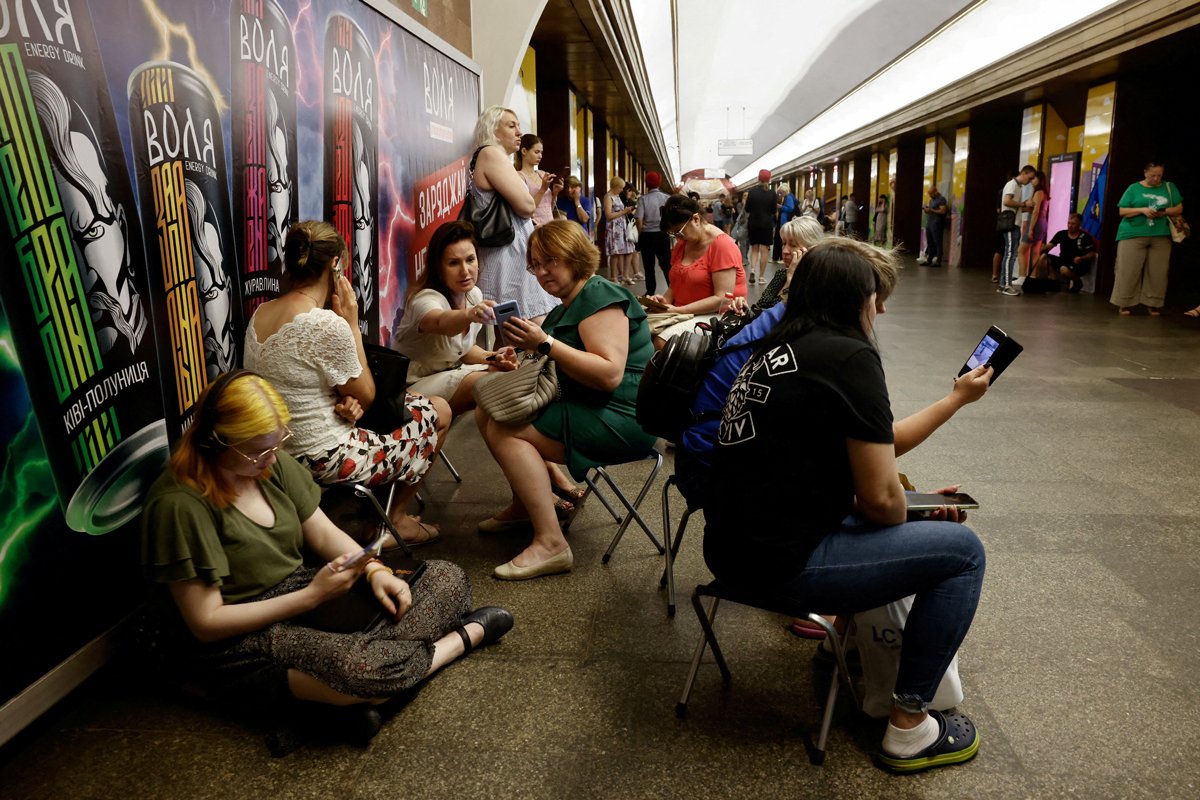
[477,220,656,580]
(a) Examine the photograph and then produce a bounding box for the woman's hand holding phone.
[308,552,361,605]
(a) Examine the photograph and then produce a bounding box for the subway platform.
[1,261,1198,799]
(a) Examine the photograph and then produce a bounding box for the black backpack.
[637,329,717,442]
[635,312,756,442]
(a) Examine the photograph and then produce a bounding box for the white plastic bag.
[853,595,964,718]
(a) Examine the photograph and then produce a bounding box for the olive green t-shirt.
[140,452,321,604]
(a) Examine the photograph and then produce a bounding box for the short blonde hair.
[473,105,516,149]
[780,217,825,251]
[609,176,626,192]
[169,373,292,507]
[529,220,599,281]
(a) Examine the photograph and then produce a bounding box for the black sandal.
[455,606,514,655]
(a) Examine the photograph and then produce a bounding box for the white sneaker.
[1011,276,1025,287]
[916,258,929,266]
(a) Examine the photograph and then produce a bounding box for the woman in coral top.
[642,193,746,345]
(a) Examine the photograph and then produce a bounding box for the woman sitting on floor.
[243,221,449,545]
[702,238,986,774]
[476,220,657,580]
[140,371,512,747]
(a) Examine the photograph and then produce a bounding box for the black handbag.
[996,209,1017,233]
[459,147,515,247]
[359,343,413,432]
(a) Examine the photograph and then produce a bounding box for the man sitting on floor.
[1032,212,1097,293]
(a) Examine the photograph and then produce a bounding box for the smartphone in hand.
[491,300,521,328]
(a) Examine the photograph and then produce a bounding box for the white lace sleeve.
[302,310,363,388]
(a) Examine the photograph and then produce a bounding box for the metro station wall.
[0,0,478,711]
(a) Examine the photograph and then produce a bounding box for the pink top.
[521,170,556,226]
[669,233,746,307]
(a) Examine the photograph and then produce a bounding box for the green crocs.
[878,709,980,774]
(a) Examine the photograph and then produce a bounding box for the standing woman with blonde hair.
[470,106,558,325]
[604,176,638,284]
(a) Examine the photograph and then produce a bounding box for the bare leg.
[479,414,569,566]
[991,252,1001,282]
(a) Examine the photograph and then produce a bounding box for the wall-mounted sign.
[717,138,753,156]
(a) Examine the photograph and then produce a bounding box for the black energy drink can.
[0,0,168,534]
[128,61,242,441]
[323,14,377,342]
[231,0,295,317]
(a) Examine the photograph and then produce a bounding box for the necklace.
[295,288,323,306]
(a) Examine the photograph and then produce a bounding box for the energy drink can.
[0,3,168,534]
[324,14,377,342]
[128,61,242,441]
[231,0,295,317]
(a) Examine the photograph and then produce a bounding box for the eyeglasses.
[527,256,560,274]
[216,426,293,464]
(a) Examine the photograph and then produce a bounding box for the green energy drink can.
[128,61,242,441]
[0,2,168,534]
[231,0,295,317]
[324,14,377,342]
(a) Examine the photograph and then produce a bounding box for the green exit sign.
[412,0,428,16]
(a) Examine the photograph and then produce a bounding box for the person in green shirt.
[141,371,512,746]
[1111,160,1184,315]
[478,220,657,581]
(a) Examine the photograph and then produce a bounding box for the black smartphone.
[906,492,979,511]
[959,325,1022,384]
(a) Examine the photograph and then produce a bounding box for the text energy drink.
[0,0,168,534]
[128,61,242,441]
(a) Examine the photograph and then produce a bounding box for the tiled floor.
[3,262,1200,799]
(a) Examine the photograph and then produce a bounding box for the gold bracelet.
[365,563,391,581]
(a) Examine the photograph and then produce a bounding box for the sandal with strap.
[455,606,514,655]
[878,709,981,774]
[1185,306,1200,318]
[552,485,587,503]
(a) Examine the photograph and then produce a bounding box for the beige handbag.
[472,353,559,424]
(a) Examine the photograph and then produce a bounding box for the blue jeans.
[1000,227,1020,287]
[778,516,985,713]
[924,224,944,261]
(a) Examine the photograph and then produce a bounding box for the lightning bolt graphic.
[0,326,60,608]
[372,26,414,328]
[291,0,318,111]
[139,0,228,113]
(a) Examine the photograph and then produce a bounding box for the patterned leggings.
[194,560,471,701]
[297,394,439,488]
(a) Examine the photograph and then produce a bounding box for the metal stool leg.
[601,453,665,562]
[584,470,623,523]
[676,592,728,717]
[438,451,462,483]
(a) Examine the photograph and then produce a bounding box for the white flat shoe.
[493,547,573,580]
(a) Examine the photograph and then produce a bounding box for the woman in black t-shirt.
[703,238,986,774]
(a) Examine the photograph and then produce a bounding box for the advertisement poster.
[0,0,479,713]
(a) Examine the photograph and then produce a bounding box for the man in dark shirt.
[917,187,949,266]
[1033,212,1096,292]
[745,169,777,285]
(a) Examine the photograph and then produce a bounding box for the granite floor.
[3,261,1200,799]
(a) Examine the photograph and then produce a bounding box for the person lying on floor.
[140,371,512,748]
[702,238,987,774]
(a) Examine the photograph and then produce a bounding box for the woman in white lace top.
[243,221,449,543]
